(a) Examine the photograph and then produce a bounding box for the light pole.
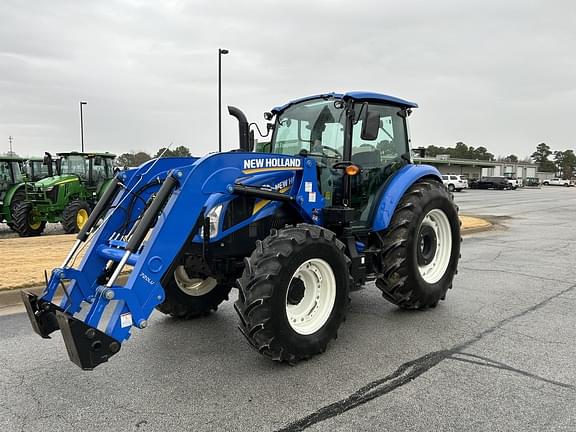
[80,101,87,152]
[218,48,229,152]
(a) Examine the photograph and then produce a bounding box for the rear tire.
[235,224,351,363]
[156,267,232,319]
[376,180,460,309]
[12,201,46,237]
[62,200,91,234]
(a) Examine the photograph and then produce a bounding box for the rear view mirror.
[361,111,380,141]
[412,147,426,158]
[43,152,52,166]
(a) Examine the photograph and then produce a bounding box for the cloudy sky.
[1,0,574,159]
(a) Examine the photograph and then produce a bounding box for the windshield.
[31,161,51,180]
[273,98,345,159]
[0,161,22,187]
[61,155,88,179]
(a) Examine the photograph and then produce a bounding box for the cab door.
[349,104,410,227]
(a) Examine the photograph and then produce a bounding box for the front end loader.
[22,92,461,369]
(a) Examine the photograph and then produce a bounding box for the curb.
[460,215,493,235]
[0,286,44,310]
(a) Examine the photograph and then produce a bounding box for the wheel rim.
[174,266,217,296]
[76,208,89,229]
[286,258,336,335]
[417,209,452,284]
[29,209,41,230]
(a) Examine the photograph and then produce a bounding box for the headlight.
[199,204,223,239]
[41,186,54,192]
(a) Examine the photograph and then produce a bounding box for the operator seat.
[352,149,381,169]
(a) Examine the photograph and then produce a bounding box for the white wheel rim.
[286,258,336,335]
[417,209,452,284]
[174,266,217,296]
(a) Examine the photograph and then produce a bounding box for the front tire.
[12,201,46,237]
[235,224,351,363]
[376,180,460,309]
[62,200,91,234]
[156,266,232,319]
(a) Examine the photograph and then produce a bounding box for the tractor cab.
[57,152,116,189]
[26,155,59,182]
[268,92,417,228]
[0,156,26,227]
[0,157,24,194]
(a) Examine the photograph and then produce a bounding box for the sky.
[0,0,574,160]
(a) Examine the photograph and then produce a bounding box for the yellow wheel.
[76,208,89,229]
[62,200,91,234]
[12,201,46,237]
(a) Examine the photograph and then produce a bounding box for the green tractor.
[12,152,116,236]
[0,156,28,230]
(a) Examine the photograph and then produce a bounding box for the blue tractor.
[22,92,460,369]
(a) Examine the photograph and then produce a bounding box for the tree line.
[423,142,495,161]
[531,143,576,179]
[116,146,191,167]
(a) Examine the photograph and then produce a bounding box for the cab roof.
[0,155,25,162]
[56,151,116,158]
[271,91,418,114]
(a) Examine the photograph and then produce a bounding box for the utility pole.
[80,101,87,152]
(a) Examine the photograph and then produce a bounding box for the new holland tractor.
[13,152,116,236]
[22,92,460,370]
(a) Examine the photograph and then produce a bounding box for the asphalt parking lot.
[1,187,575,431]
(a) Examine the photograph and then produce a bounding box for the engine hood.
[34,174,79,188]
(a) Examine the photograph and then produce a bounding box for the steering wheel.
[321,145,342,159]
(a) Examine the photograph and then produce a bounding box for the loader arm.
[22,152,322,370]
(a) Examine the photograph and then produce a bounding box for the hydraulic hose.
[126,175,178,253]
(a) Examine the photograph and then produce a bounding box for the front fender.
[371,164,442,232]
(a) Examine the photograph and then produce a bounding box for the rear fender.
[2,183,28,221]
[370,164,442,232]
[3,183,26,206]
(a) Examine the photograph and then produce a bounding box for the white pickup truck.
[542,178,574,187]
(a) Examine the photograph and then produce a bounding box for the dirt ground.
[0,234,81,290]
[0,216,486,291]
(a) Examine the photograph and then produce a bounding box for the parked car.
[503,176,521,189]
[542,178,573,187]
[469,176,510,190]
[441,174,468,192]
[524,177,541,188]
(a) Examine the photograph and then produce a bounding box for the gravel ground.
[1,186,575,431]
